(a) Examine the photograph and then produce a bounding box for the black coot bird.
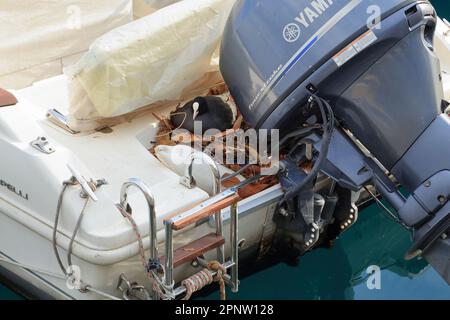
[170,96,235,134]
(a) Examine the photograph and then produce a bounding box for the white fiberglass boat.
[1,0,449,300]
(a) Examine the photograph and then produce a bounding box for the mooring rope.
[52,178,78,275]
[49,178,124,300]
[67,197,89,267]
[181,269,214,300]
[181,260,227,300]
[207,260,227,300]
[116,204,175,300]
[0,256,122,300]
[0,256,66,280]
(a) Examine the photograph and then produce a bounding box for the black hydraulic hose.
[277,124,323,148]
[220,163,253,183]
[281,95,335,202]
[221,125,322,183]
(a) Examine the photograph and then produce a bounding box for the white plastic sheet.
[0,1,132,89]
[133,0,183,17]
[66,0,235,131]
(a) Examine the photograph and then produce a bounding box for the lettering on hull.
[0,178,29,201]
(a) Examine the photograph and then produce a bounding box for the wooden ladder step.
[160,233,225,268]
[170,194,240,231]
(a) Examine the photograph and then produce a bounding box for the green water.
[1,1,450,300]
[0,284,22,300]
[202,204,450,300]
[435,1,450,15]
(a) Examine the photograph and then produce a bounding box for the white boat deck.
[1,75,210,253]
[16,75,207,205]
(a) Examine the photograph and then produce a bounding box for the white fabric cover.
[0,0,132,89]
[65,0,235,131]
[133,0,182,18]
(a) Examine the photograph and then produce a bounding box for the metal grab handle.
[179,152,225,262]
[180,152,221,195]
[120,178,158,265]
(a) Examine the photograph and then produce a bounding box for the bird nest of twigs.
[150,85,279,199]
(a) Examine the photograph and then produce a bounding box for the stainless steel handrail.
[119,172,240,299]
[120,178,158,266]
[230,202,239,292]
[180,152,221,194]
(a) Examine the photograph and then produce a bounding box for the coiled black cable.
[281,95,335,202]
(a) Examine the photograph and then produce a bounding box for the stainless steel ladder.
[118,153,240,299]
[164,152,240,296]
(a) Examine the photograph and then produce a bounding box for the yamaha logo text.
[283,0,335,43]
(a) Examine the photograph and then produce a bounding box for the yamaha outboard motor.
[221,0,450,284]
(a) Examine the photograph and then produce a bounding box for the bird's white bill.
[192,102,200,120]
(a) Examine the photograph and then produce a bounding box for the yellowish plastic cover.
[66,0,236,131]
